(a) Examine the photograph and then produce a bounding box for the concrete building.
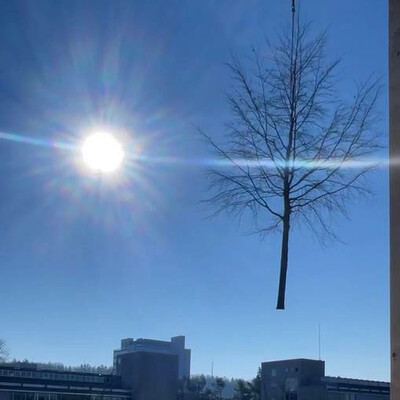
[117,352,178,400]
[0,364,130,400]
[113,336,190,379]
[261,359,390,400]
[0,335,190,400]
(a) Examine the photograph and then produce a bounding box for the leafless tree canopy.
[0,339,9,363]
[204,19,381,309]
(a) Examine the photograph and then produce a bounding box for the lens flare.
[81,132,124,173]
[0,130,393,171]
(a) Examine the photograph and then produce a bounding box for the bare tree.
[203,4,381,309]
[215,377,226,399]
[0,339,9,363]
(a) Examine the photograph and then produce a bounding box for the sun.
[81,132,124,173]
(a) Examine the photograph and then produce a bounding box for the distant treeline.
[1,359,113,374]
[179,370,261,400]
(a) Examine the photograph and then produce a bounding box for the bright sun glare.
[81,132,124,173]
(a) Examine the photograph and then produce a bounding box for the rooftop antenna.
[211,361,214,377]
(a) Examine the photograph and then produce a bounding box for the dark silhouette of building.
[261,359,389,400]
[114,336,190,379]
[0,335,188,400]
[0,364,130,400]
[117,352,178,400]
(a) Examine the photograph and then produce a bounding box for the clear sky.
[0,0,389,381]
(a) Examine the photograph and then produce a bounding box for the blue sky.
[0,0,389,381]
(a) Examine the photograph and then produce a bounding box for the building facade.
[117,352,178,400]
[0,335,189,400]
[0,364,130,400]
[261,359,390,400]
[113,336,190,379]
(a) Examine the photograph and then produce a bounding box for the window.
[271,369,277,377]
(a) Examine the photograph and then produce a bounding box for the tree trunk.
[276,205,290,310]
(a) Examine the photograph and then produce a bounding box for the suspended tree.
[204,1,381,309]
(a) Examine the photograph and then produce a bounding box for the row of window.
[12,393,56,400]
[0,370,108,384]
[10,393,127,400]
[327,394,357,400]
[271,367,298,377]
